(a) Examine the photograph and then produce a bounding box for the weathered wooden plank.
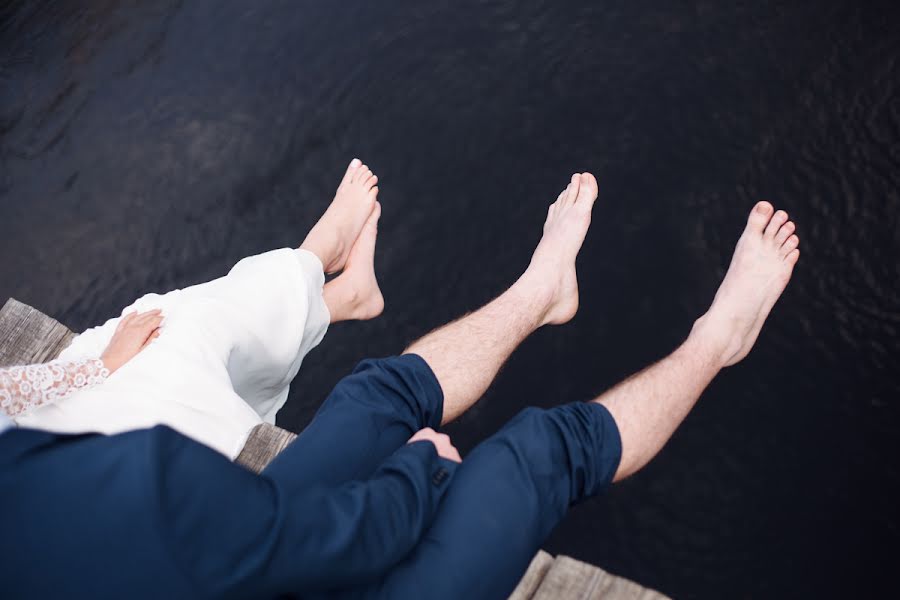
[0,298,74,366]
[508,550,555,600]
[234,423,299,473]
[531,555,670,600]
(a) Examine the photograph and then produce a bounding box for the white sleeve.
[0,359,110,417]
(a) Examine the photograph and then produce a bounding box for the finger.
[122,313,154,331]
[132,312,164,329]
[132,309,162,322]
[117,312,137,330]
[137,319,164,341]
[408,428,434,443]
[136,314,165,328]
[140,319,164,338]
[141,329,161,349]
[447,447,462,463]
[142,328,162,345]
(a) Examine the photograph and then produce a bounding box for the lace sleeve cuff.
[0,358,110,417]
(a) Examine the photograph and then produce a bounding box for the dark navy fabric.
[265,354,445,489]
[342,401,623,600]
[0,356,455,599]
[0,354,621,599]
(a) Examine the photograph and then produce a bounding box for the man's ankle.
[507,276,555,329]
[685,314,733,370]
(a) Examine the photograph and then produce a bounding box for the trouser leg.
[339,402,622,600]
[263,354,444,487]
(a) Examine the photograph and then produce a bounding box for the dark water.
[2,1,899,597]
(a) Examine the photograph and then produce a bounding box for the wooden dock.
[0,297,669,599]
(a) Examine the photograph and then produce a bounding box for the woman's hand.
[408,427,462,463]
[100,310,164,373]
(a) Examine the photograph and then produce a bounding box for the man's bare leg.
[597,201,800,481]
[344,203,800,600]
[406,172,599,424]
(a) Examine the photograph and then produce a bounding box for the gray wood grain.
[0,298,74,366]
[531,555,670,600]
[508,550,555,600]
[234,423,298,473]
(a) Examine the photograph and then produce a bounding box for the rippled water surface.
[2,2,898,597]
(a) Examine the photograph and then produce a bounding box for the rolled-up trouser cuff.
[264,354,446,488]
[562,402,622,502]
[343,354,445,432]
[491,401,622,508]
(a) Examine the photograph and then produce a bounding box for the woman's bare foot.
[693,201,800,366]
[301,158,379,273]
[516,172,599,326]
[322,203,385,322]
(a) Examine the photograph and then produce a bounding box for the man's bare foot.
[517,172,599,326]
[301,158,379,273]
[693,201,800,366]
[322,202,385,323]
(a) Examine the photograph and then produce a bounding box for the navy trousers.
[283,354,622,599]
[0,354,621,599]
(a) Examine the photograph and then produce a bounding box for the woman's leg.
[18,160,384,455]
[59,159,382,423]
[16,296,267,458]
[58,247,330,423]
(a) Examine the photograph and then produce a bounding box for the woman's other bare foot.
[301,158,379,273]
[692,201,800,366]
[323,203,385,322]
